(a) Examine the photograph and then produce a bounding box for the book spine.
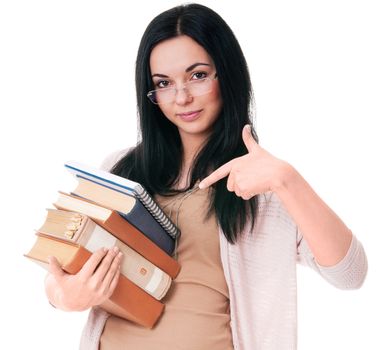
[65,254,164,328]
[103,275,165,328]
[97,212,181,279]
[80,220,172,300]
[27,237,164,328]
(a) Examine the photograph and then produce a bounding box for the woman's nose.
[174,86,193,105]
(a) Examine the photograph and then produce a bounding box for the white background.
[1,0,377,349]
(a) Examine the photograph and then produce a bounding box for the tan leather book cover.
[37,209,172,300]
[64,248,164,328]
[25,234,164,328]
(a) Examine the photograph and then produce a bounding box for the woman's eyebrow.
[151,73,169,78]
[185,62,211,72]
[151,62,211,78]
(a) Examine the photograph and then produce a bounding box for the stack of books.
[25,161,181,328]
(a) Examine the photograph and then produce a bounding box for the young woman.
[45,4,368,350]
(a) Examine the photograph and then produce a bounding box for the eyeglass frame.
[146,73,218,105]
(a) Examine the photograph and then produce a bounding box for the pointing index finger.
[199,161,233,189]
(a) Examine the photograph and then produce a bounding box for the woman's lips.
[176,109,203,122]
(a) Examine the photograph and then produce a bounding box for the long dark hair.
[112,3,259,243]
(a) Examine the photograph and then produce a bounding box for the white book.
[64,160,180,240]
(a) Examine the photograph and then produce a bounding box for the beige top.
[80,150,367,350]
[99,186,233,350]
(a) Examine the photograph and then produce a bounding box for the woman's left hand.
[199,124,292,199]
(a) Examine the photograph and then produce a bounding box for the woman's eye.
[192,71,208,80]
[156,80,170,89]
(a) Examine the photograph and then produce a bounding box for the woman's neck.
[177,133,207,189]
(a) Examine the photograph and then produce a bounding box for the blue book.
[65,161,180,255]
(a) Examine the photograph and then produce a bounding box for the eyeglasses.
[147,74,217,105]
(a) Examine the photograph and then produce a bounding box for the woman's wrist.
[271,161,298,194]
[45,274,68,311]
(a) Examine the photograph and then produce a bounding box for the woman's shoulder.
[100,147,134,171]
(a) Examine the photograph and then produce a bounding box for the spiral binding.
[136,187,180,240]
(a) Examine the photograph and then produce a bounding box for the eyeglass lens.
[148,78,213,104]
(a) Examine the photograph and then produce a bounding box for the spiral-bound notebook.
[64,161,180,241]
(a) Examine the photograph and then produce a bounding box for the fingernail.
[113,246,119,253]
[198,182,205,189]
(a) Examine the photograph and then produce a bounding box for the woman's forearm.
[274,164,353,267]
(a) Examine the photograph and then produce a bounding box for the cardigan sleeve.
[296,230,368,290]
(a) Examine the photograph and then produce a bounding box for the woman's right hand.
[45,246,123,311]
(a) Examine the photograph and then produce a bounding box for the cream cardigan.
[79,151,368,350]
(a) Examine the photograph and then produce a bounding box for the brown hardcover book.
[37,209,172,300]
[53,191,180,279]
[24,234,164,328]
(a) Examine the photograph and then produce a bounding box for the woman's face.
[149,35,222,144]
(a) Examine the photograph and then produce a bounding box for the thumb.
[242,124,258,153]
[48,256,65,279]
